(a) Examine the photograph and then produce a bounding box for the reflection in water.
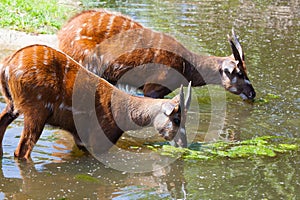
[0,0,299,199]
[0,156,187,199]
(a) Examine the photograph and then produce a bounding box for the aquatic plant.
[75,174,100,183]
[148,136,299,160]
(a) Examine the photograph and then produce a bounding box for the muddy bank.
[0,28,58,60]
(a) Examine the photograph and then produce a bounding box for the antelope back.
[83,27,196,98]
[0,45,90,119]
[58,9,143,64]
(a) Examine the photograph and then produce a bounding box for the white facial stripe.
[232,76,237,84]
[244,79,251,84]
[240,93,248,100]
[229,87,238,93]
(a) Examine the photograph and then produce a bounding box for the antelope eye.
[237,71,243,77]
[224,68,231,76]
[173,118,180,125]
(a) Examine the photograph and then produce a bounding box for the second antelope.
[58,10,256,100]
[0,44,191,160]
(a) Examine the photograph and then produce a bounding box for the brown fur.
[58,9,143,65]
[0,44,190,160]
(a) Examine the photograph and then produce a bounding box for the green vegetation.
[0,0,77,34]
[254,93,281,104]
[74,174,100,183]
[148,136,299,160]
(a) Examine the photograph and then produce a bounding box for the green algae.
[148,136,299,160]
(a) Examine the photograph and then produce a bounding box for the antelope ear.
[227,29,244,71]
[184,81,192,111]
[179,84,185,113]
[162,102,176,116]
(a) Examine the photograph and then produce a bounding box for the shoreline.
[0,28,58,60]
[0,28,58,50]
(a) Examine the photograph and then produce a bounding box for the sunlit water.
[0,0,299,199]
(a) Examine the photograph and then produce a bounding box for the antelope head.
[153,82,192,148]
[220,29,256,100]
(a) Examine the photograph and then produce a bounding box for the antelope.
[58,10,256,99]
[0,44,191,160]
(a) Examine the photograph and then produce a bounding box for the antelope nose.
[173,128,187,148]
[248,90,256,99]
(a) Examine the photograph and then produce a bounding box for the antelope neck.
[184,53,223,86]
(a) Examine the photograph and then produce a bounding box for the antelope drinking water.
[58,10,256,99]
[0,44,191,160]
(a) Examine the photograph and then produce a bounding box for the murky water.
[0,0,299,199]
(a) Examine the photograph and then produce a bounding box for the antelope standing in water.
[58,9,255,100]
[0,44,191,160]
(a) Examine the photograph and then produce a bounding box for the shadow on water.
[0,0,299,199]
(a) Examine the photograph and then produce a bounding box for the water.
[0,0,299,199]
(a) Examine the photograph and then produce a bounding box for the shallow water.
[0,0,299,199]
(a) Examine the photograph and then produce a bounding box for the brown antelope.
[58,9,256,100]
[0,44,191,160]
